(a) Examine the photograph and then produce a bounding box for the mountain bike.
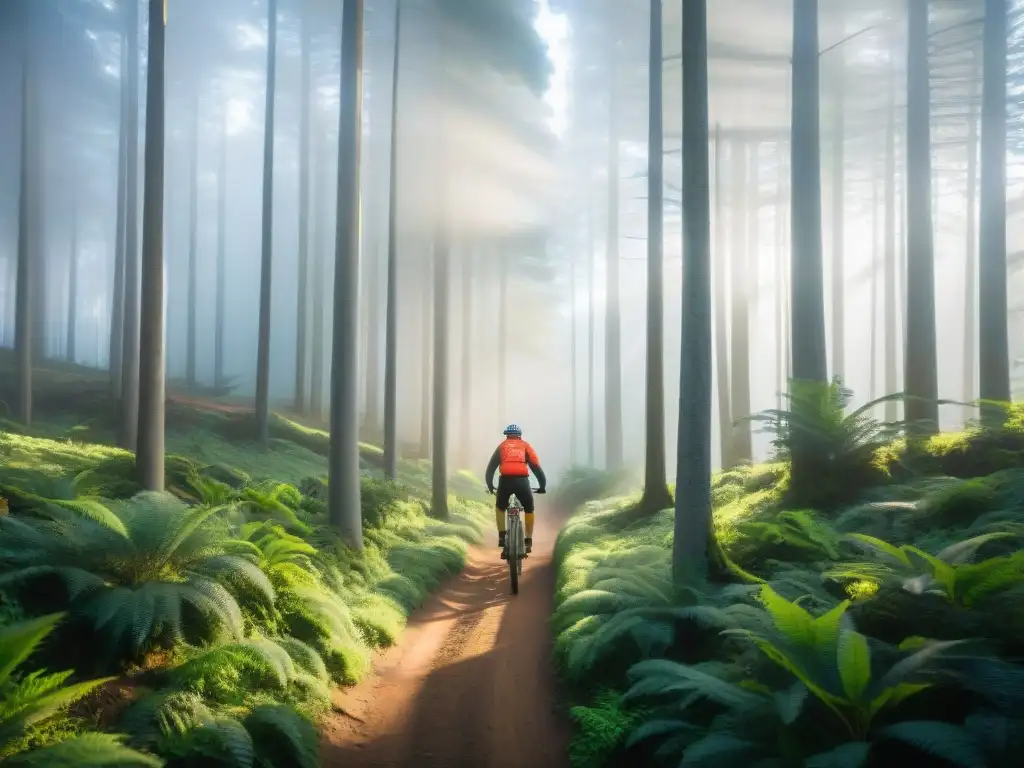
[503,494,527,595]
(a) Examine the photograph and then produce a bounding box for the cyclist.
[485,424,547,556]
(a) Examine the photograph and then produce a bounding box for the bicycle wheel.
[508,517,519,595]
[516,521,524,577]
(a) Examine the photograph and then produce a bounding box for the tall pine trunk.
[420,250,432,454]
[904,0,939,435]
[67,176,79,364]
[586,204,596,465]
[215,106,227,388]
[459,251,473,467]
[186,81,199,387]
[831,53,845,380]
[328,0,365,547]
[110,21,128,395]
[673,0,713,584]
[255,0,279,444]
[15,13,34,427]
[774,141,786,410]
[978,0,1010,417]
[431,229,451,519]
[136,0,167,490]
[295,10,311,414]
[640,0,671,510]
[884,54,898,416]
[870,169,880,400]
[120,0,141,450]
[310,107,327,420]
[729,140,752,464]
[713,127,731,467]
[605,45,623,470]
[963,49,980,415]
[382,0,402,478]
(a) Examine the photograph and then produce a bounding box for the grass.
[552,395,1024,767]
[0,369,489,767]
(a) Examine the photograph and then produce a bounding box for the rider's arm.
[484,446,501,491]
[525,444,547,491]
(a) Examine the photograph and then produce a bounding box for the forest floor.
[320,506,571,768]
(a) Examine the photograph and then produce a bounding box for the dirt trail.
[320,508,571,767]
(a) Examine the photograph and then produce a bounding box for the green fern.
[0,613,161,766]
[0,493,273,658]
[568,690,647,768]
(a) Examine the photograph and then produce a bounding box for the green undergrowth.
[554,399,1024,767]
[0,397,488,766]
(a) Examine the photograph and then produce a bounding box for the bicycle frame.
[505,494,527,594]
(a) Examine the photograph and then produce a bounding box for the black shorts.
[496,475,534,512]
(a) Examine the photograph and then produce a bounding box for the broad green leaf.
[837,631,871,700]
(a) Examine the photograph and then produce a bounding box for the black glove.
[536,488,546,495]
[487,486,495,495]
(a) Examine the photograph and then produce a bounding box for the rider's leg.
[495,478,510,549]
[520,482,535,553]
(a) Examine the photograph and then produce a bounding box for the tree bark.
[255,0,279,444]
[713,127,731,467]
[431,228,451,519]
[884,54,898,419]
[136,0,167,490]
[978,0,1010,418]
[295,9,311,414]
[310,107,327,420]
[904,0,939,435]
[963,49,980,414]
[674,0,714,585]
[186,80,199,387]
[382,0,402,479]
[604,41,623,470]
[420,249,433,454]
[459,250,473,467]
[67,175,79,364]
[215,105,227,388]
[870,168,880,400]
[120,0,141,450]
[774,140,786,410]
[328,0,365,548]
[729,139,752,464]
[15,14,34,427]
[789,0,827,384]
[831,53,845,380]
[110,19,128,396]
[640,0,671,510]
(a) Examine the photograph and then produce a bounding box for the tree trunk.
[790,0,827,384]
[382,0,402,479]
[120,0,141,450]
[295,10,311,414]
[673,0,714,585]
[255,0,279,444]
[136,0,167,490]
[713,127,731,467]
[110,22,128,395]
[67,175,79,364]
[729,139,752,464]
[904,0,939,435]
[963,49,980,415]
[420,250,432,454]
[459,251,473,467]
[641,0,671,510]
[605,45,623,471]
[570,242,577,465]
[870,169,880,400]
[328,0,365,548]
[215,106,227,388]
[587,203,596,465]
[497,247,508,419]
[186,81,199,387]
[774,141,786,410]
[831,53,845,380]
[431,228,451,519]
[884,55,898,418]
[310,107,327,420]
[978,0,1010,418]
[364,241,381,438]
[15,16,33,427]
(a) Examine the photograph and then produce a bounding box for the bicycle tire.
[508,516,519,595]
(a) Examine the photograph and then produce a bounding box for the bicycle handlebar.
[486,487,546,495]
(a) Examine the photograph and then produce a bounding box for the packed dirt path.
[320,507,571,767]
